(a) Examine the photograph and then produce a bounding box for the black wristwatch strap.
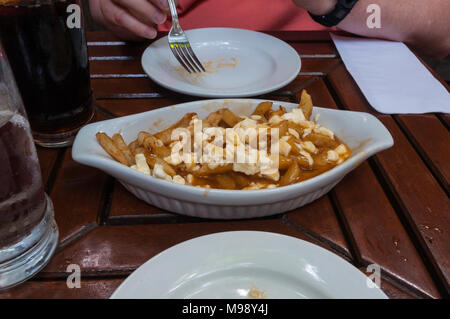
[309,0,359,27]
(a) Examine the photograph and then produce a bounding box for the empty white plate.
[141,28,301,97]
[110,231,388,299]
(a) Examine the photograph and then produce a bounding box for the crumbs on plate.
[248,285,267,299]
[172,57,239,82]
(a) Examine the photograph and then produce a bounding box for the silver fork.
[167,0,205,73]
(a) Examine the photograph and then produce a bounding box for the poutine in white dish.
[72,96,393,219]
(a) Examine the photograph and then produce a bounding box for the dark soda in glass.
[0,0,94,147]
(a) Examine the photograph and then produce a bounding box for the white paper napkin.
[331,33,450,114]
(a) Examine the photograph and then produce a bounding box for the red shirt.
[158,0,330,31]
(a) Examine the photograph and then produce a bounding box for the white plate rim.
[141,27,301,97]
[110,231,388,299]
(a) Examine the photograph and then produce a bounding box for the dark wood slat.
[289,42,337,57]
[46,111,111,243]
[108,181,167,218]
[90,58,143,75]
[0,278,123,299]
[299,58,341,75]
[95,98,194,118]
[49,147,107,243]
[263,31,336,42]
[395,115,450,193]
[284,198,351,261]
[38,219,337,277]
[92,78,162,96]
[327,64,450,296]
[36,147,61,187]
[376,117,450,295]
[87,31,128,42]
[91,78,315,99]
[333,162,440,298]
[88,42,147,58]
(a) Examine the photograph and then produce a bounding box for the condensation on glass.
[0,41,59,290]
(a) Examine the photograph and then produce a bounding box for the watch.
[309,0,359,27]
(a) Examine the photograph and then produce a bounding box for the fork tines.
[170,42,205,74]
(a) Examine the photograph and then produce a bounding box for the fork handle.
[167,0,180,26]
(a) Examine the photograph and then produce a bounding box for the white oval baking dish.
[72,99,393,219]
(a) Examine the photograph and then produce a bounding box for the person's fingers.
[112,0,167,26]
[149,0,170,12]
[101,1,157,39]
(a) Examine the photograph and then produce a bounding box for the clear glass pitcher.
[0,41,59,290]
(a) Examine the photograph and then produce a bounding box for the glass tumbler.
[0,0,94,148]
[0,41,59,290]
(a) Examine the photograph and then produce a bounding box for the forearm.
[337,0,450,58]
[296,0,450,58]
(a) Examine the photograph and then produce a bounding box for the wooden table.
[1,31,449,299]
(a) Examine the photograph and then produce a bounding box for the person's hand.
[89,0,174,41]
[292,0,337,15]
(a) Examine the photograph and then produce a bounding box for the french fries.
[189,164,233,176]
[112,133,134,165]
[279,161,300,186]
[267,107,285,120]
[229,172,251,188]
[221,108,240,127]
[96,90,351,190]
[205,109,223,126]
[155,113,196,145]
[271,121,288,137]
[252,101,272,117]
[137,132,171,158]
[278,155,294,170]
[304,133,339,148]
[215,174,236,190]
[298,89,313,120]
[96,132,129,166]
[144,154,177,176]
